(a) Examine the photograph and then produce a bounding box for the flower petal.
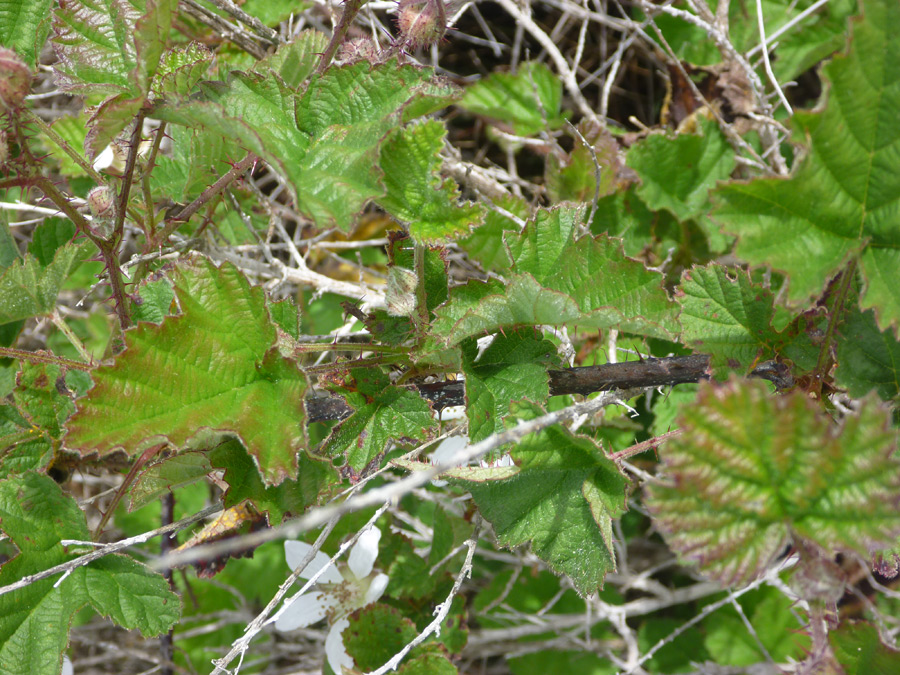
[348,526,381,579]
[284,541,342,583]
[430,435,467,466]
[325,617,355,675]
[61,656,74,675]
[275,591,338,632]
[364,572,389,605]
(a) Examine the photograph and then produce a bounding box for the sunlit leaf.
[65,257,308,486]
[0,473,179,675]
[713,0,900,334]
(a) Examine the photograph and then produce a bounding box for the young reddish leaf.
[646,378,900,586]
[65,257,308,486]
[52,0,177,156]
[713,0,900,334]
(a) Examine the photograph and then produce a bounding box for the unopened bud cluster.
[396,0,448,48]
[0,47,31,111]
[87,186,116,239]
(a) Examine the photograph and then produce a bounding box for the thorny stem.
[607,429,683,462]
[141,121,167,243]
[92,443,167,539]
[157,153,258,244]
[50,310,94,365]
[317,0,366,74]
[302,354,408,375]
[22,109,106,186]
[0,347,92,371]
[292,341,407,355]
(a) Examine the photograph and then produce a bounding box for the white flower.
[275,526,389,674]
[61,656,74,675]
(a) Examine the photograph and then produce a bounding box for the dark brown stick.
[305,354,712,423]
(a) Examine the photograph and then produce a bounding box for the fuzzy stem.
[316,0,365,74]
[156,153,257,244]
[50,309,94,365]
[22,108,107,186]
[0,347,92,371]
[413,241,430,336]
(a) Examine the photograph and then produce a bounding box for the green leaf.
[459,61,566,136]
[65,258,309,486]
[0,474,179,675]
[128,450,213,511]
[149,123,242,203]
[321,369,437,472]
[0,242,88,323]
[546,123,620,204]
[627,117,735,253]
[432,206,678,345]
[343,604,419,671]
[0,0,54,68]
[677,263,819,373]
[456,195,525,273]
[378,120,484,242]
[703,587,809,666]
[835,303,900,401]
[27,218,76,267]
[649,0,855,82]
[461,329,554,442]
[0,361,74,477]
[830,620,900,674]
[210,439,335,525]
[253,29,327,90]
[268,297,300,339]
[645,378,900,586]
[444,405,628,596]
[159,61,440,230]
[150,41,213,98]
[0,404,51,478]
[712,0,900,334]
[45,115,91,177]
[130,277,175,324]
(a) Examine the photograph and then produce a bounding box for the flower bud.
[0,47,32,111]
[87,186,116,239]
[87,186,114,219]
[337,37,382,65]
[396,0,446,48]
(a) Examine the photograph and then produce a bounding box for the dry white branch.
[150,388,640,572]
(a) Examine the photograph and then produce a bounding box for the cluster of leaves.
[1,0,899,673]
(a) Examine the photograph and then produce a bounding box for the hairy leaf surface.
[646,378,900,586]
